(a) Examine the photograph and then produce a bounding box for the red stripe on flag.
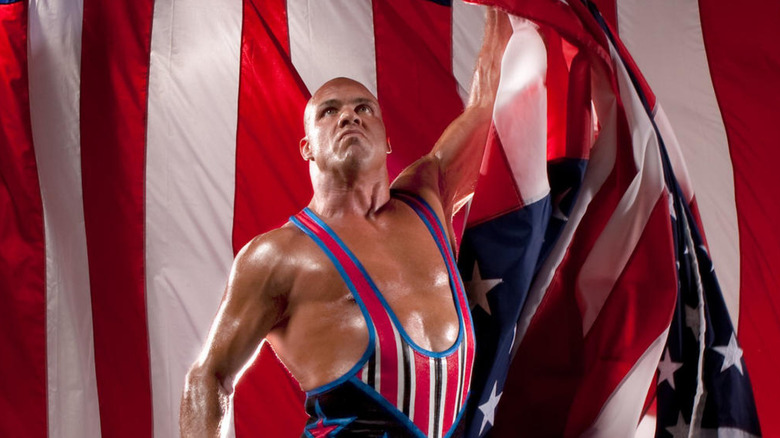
[372,0,464,180]
[542,25,571,162]
[79,0,154,435]
[564,195,676,436]
[232,1,309,436]
[565,50,593,160]
[699,1,780,435]
[235,342,306,437]
[0,3,47,436]
[591,0,617,35]
[232,0,311,250]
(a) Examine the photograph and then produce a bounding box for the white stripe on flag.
[493,17,550,205]
[288,0,377,95]
[27,1,102,436]
[452,0,486,105]
[146,0,242,436]
[616,0,741,329]
[580,329,669,437]
[577,43,666,335]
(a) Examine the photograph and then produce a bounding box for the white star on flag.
[684,304,702,340]
[713,333,744,375]
[658,348,683,390]
[465,262,502,316]
[478,381,503,435]
[665,411,690,437]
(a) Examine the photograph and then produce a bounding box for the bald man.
[180,10,510,437]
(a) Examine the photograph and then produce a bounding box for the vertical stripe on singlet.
[442,349,459,429]
[402,343,412,416]
[433,357,443,438]
[408,345,417,423]
[393,323,404,410]
[428,357,436,438]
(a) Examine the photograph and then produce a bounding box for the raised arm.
[392,9,511,217]
[180,232,292,437]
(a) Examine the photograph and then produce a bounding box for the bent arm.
[180,235,289,437]
[393,9,511,217]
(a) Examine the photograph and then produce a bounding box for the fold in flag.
[458,0,762,436]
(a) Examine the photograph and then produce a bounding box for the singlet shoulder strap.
[391,190,459,283]
[290,208,408,399]
[391,190,476,349]
[290,209,376,308]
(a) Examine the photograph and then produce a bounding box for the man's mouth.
[338,129,366,141]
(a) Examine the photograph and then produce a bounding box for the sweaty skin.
[180,10,511,437]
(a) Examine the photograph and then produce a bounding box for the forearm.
[180,366,232,437]
[430,106,493,210]
[429,9,511,211]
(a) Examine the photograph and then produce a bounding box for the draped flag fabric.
[458,1,763,436]
[461,1,679,435]
[1,0,778,437]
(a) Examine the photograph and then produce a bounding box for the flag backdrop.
[1,0,778,437]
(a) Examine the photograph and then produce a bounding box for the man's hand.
[468,8,512,111]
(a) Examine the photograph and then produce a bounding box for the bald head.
[303,77,378,135]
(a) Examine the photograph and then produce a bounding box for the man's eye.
[322,108,336,117]
[356,105,372,114]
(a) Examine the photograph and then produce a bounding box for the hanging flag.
[656,148,763,436]
[460,0,763,436]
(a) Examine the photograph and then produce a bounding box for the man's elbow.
[180,363,232,437]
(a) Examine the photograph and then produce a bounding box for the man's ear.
[300,137,312,161]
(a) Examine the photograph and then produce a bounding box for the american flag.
[1,0,778,437]
[457,1,763,436]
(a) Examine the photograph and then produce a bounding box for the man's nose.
[338,109,361,128]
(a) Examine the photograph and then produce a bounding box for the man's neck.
[308,169,391,218]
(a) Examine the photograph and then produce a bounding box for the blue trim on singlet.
[349,377,428,438]
[290,214,377,396]
[392,191,477,343]
[301,204,465,358]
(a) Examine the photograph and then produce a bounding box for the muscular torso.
[265,197,459,391]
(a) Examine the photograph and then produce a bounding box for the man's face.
[301,78,389,174]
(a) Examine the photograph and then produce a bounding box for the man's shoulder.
[229,222,311,298]
[238,222,307,263]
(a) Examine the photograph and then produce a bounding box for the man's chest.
[291,216,460,351]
